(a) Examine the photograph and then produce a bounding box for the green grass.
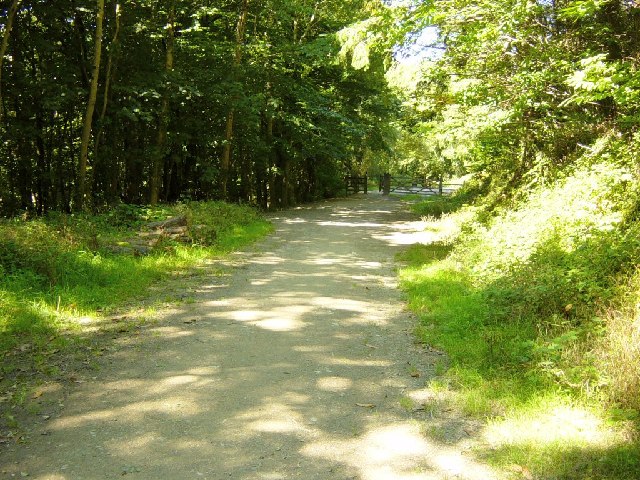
[0,201,272,376]
[398,168,640,479]
[409,196,465,218]
[404,181,481,218]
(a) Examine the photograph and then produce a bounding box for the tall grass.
[398,160,640,479]
[0,202,272,356]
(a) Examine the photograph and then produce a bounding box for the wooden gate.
[345,176,368,195]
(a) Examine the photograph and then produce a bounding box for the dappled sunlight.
[322,357,392,367]
[317,376,353,392]
[210,302,313,332]
[302,422,497,480]
[293,344,328,352]
[311,296,370,312]
[156,374,210,388]
[237,395,317,439]
[3,196,501,479]
[201,284,393,333]
[253,317,305,331]
[247,254,286,266]
[311,256,347,265]
[373,219,440,246]
[484,404,620,447]
[232,309,262,321]
[49,395,202,430]
[193,282,230,293]
[318,220,385,228]
[147,325,196,338]
[282,218,307,224]
[354,260,383,269]
[185,366,220,376]
[361,425,429,461]
[109,431,157,451]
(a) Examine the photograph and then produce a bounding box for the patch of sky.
[395,26,443,64]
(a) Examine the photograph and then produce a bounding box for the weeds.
[398,164,640,479]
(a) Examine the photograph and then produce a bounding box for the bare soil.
[1,194,498,479]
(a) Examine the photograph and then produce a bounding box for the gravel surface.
[1,194,498,480]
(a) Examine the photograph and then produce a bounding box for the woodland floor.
[1,194,499,480]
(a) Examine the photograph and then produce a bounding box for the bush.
[0,201,272,354]
[182,201,267,247]
[410,183,481,218]
[401,158,640,407]
[399,158,640,478]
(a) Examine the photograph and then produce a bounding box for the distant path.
[2,195,497,479]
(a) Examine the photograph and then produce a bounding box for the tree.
[77,0,104,210]
[0,0,21,123]
[220,0,249,200]
[150,1,175,205]
[0,0,404,215]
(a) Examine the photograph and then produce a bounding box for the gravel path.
[2,195,498,479]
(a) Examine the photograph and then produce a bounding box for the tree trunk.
[0,0,21,124]
[267,116,279,209]
[74,11,90,89]
[150,3,175,205]
[94,3,122,205]
[77,0,104,211]
[220,0,249,199]
[94,3,121,163]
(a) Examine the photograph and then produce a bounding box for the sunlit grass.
[0,202,273,357]
[479,395,640,479]
[485,396,616,447]
[398,168,640,479]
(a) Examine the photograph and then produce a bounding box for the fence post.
[382,173,391,195]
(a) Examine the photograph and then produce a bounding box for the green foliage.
[409,187,477,218]
[0,202,271,355]
[182,201,272,249]
[182,201,261,245]
[390,0,640,476]
[395,242,452,266]
[399,157,640,478]
[0,0,402,214]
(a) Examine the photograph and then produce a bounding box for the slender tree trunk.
[0,0,21,124]
[296,2,319,44]
[220,0,249,199]
[94,3,121,161]
[94,3,122,204]
[267,116,279,208]
[74,11,90,89]
[150,3,175,205]
[77,0,104,211]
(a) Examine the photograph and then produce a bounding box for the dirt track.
[1,194,497,479]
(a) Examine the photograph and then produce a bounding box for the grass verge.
[397,167,640,479]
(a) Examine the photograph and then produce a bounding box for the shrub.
[0,201,271,354]
[402,157,640,408]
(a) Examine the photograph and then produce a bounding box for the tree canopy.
[392,0,640,195]
[3,0,639,214]
[0,0,403,214]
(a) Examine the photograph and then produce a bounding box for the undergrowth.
[399,159,640,479]
[0,201,272,390]
[406,182,482,219]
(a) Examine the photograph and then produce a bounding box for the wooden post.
[382,173,391,195]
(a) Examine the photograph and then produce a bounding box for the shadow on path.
[2,195,497,480]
